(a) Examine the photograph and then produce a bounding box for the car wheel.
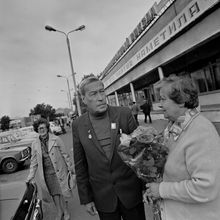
[1,158,18,174]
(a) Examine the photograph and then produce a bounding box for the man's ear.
[81,95,86,105]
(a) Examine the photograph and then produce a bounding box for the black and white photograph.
[0,0,220,220]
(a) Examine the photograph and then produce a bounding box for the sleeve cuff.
[159,182,169,198]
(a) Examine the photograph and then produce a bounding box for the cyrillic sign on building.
[103,0,219,88]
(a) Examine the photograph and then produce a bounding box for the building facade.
[101,0,220,128]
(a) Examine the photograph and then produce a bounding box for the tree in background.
[29,103,56,121]
[0,115,11,131]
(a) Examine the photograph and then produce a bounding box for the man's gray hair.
[79,76,104,96]
[157,74,199,109]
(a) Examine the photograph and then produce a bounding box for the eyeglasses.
[38,126,47,131]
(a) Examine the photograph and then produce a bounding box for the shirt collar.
[168,108,200,141]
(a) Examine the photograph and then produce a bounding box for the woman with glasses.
[27,118,74,220]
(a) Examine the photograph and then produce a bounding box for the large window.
[135,91,145,104]
[190,59,220,93]
[153,85,160,102]
[108,95,116,106]
[212,58,220,90]
[118,93,132,106]
[152,57,220,103]
[191,69,208,93]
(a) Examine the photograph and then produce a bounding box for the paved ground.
[138,112,168,132]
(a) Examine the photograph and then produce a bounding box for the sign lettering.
[103,0,218,88]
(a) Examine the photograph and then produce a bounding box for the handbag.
[67,171,76,190]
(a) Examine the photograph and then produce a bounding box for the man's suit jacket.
[72,106,143,212]
[140,102,151,114]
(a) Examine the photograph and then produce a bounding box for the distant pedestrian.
[140,99,152,123]
[130,101,139,124]
[59,117,66,134]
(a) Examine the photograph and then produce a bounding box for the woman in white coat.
[143,75,220,220]
[27,118,74,220]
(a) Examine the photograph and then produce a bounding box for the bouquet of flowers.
[117,126,169,220]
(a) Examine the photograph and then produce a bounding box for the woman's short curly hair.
[33,118,50,133]
[157,74,199,109]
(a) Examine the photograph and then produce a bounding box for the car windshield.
[0,134,19,144]
[50,122,58,127]
[8,134,19,142]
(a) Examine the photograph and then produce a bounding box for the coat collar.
[83,106,119,161]
[83,112,103,155]
[108,106,119,161]
[166,108,200,141]
[36,133,57,154]
[48,133,57,152]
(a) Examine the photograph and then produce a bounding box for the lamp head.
[75,25,85,31]
[45,25,56,32]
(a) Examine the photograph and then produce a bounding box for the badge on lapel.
[111,123,116,130]
[88,130,92,139]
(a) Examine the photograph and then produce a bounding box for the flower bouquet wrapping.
[118,126,169,220]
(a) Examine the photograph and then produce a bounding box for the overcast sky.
[0,0,157,118]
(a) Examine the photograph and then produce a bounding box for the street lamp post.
[45,25,85,116]
[57,74,73,111]
[60,89,71,109]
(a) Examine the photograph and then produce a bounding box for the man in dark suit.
[140,99,152,123]
[72,76,146,220]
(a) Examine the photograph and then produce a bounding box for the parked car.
[0,145,31,173]
[0,132,33,149]
[13,126,38,141]
[0,181,43,220]
[49,122,63,135]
